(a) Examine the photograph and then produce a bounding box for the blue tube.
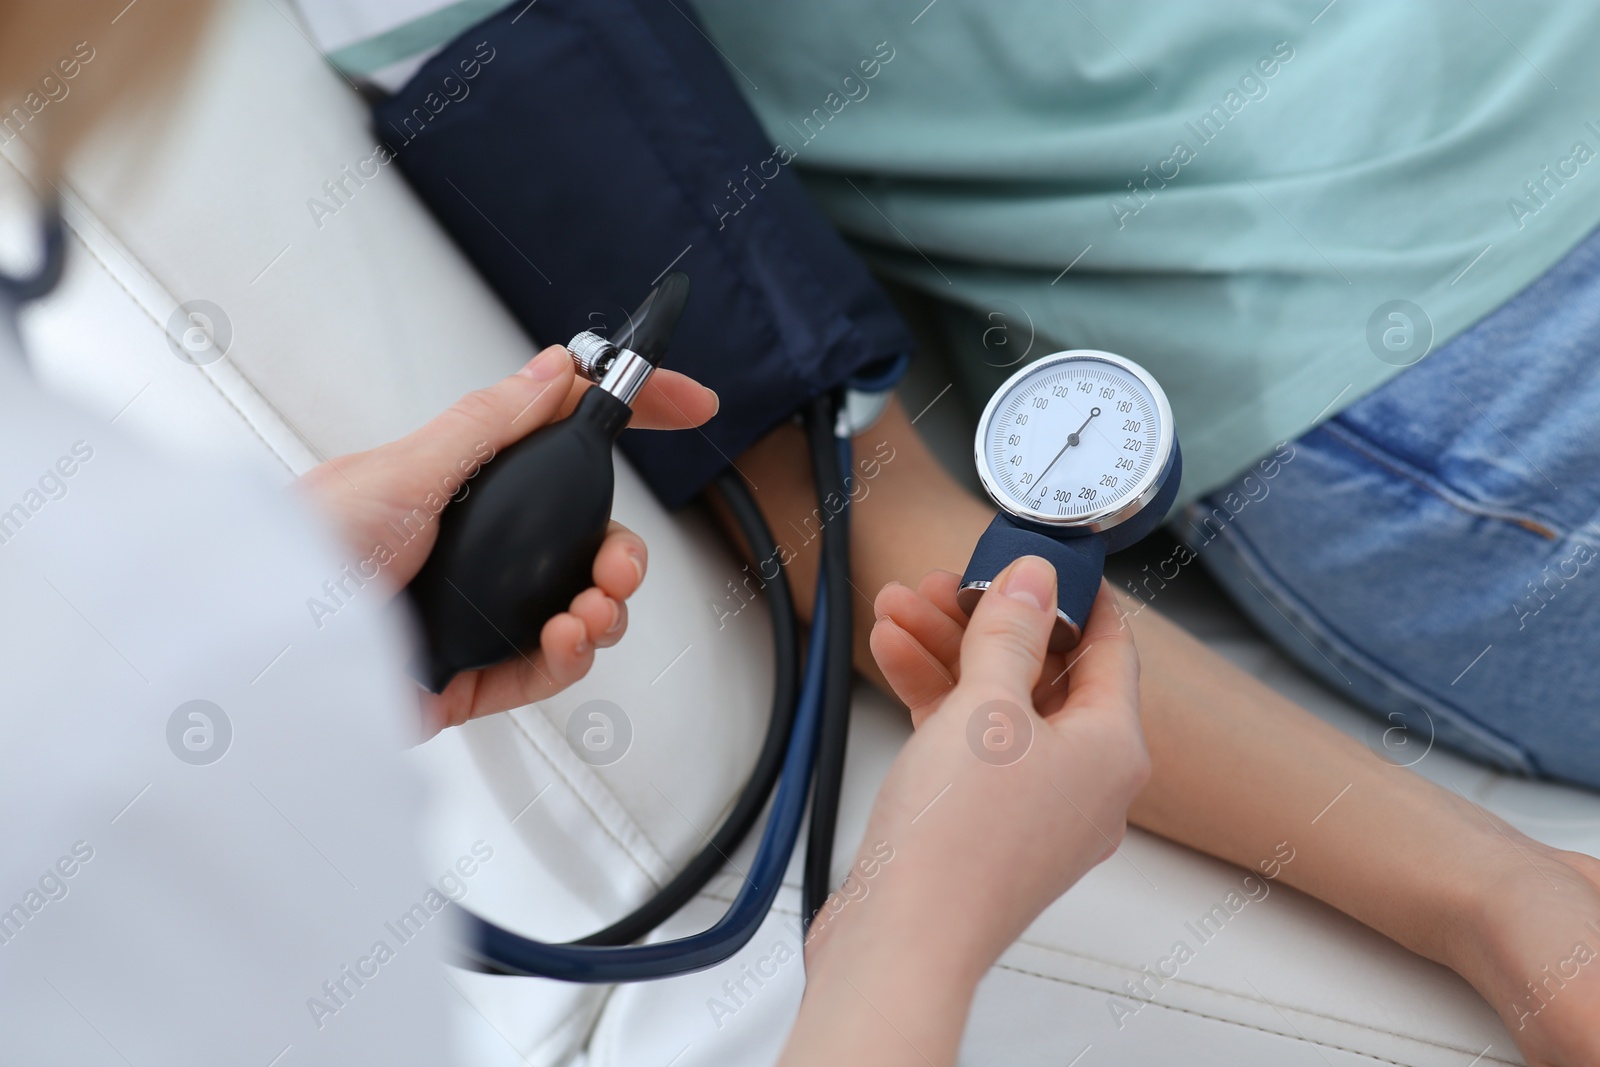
[456,572,830,981]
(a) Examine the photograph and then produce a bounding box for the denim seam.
[1322,420,1562,540]
[1201,513,1539,775]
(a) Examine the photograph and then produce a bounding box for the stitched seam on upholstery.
[52,204,304,478]
[990,959,1518,1066]
[571,986,621,1064]
[525,986,612,1065]
[504,706,666,884]
[686,891,1513,1065]
[1323,419,1563,538]
[30,167,315,476]
[1206,513,1538,772]
[688,877,804,908]
[503,706,668,888]
[1002,943,1435,1044]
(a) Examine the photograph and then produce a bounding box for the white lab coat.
[0,297,453,1064]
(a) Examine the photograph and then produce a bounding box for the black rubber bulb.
[407,272,691,693]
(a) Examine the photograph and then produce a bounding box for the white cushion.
[11,2,1597,1065]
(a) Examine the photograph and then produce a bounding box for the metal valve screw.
[567,331,619,383]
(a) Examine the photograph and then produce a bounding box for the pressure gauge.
[960,349,1181,651]
[976,350,1175,530]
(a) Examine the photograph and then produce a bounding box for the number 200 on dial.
[975,350,1175,529]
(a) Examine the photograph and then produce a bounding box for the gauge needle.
[1035,406,1100,487]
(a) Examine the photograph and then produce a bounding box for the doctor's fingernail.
[520,347,567,381]
[1000,556,1054,612]
[627,548,646,585]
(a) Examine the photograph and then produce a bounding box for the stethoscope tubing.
[0,207,65,304]
[456,572,830,981]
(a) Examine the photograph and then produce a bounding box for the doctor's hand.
[297,344,718,733]
[780,562,1148,1067]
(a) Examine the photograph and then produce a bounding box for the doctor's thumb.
[402,345,575,474]
[957,555,1057,697]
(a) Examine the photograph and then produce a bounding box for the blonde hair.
[0,0,215,181]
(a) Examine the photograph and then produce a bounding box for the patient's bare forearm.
[1116,595,1504,969]
[729,399,993,687]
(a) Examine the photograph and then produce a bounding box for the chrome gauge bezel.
[974,349,1175,532]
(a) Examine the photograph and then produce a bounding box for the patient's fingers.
[876,580,965,670]
[869,616,955,727]
[916,569,968,627]
[914,566,1071,714]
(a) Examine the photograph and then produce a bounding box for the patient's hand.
[297,344,717,733]
[870,566,1083,728]
[1454,845,1600,1067]
[780,561,1148,1066]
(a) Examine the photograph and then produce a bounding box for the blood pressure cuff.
[371,0,913,509]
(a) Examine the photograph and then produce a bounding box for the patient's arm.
[734,396,1600,1067]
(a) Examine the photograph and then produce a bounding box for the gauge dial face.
[977,351,1172,528]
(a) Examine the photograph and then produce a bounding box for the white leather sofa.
[7,3,1597,1064]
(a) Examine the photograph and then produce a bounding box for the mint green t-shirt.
[692,0,1600,502]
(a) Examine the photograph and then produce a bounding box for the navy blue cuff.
[372,0,913,508]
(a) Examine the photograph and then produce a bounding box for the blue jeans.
[1182,227,1600,790]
